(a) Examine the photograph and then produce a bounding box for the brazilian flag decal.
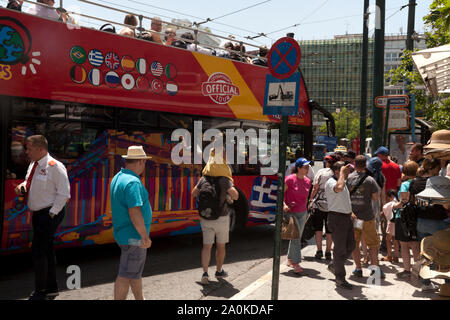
[165,63,177,80]
[70,46,87,64]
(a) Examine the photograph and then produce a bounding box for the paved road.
[0,224,287,300]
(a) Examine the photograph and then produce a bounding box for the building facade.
[299,34,426,139]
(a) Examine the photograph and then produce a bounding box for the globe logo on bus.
[0,25,25,64]
[0,17,40,76]
[201,72,240,105]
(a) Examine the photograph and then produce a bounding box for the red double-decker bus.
[0,4,324,254]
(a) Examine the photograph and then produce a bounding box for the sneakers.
[352,269,363,278]
[325,251,332,261]
[421,282,439,293]
[336,279,353,290]
[314,250,323,260]
[396,270,411,279]
[215,269,228,279]
[201,272,209,285]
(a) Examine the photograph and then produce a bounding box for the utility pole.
[359,0,370,155]
[372,0,385,150]
[406,0,416,141]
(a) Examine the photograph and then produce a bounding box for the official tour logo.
[201,72,240,105]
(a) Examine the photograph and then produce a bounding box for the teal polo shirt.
[110,168,152,245]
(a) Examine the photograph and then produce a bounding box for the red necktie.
[24,161,38,205]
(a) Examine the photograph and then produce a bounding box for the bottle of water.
[128,238,142,246]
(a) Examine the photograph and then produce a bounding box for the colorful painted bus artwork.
[2,130,277,253]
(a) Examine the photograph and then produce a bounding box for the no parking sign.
[264,37,302,115]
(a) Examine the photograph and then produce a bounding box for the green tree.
[319,108,370,141]
[386,0,450,130]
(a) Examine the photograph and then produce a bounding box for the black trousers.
[327,211,355,281]
[31,206,65,292]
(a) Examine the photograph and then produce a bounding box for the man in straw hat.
[111,146,152,300]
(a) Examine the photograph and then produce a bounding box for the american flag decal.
[151,61,163,77]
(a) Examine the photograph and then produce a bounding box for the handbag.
[282,214,299,240]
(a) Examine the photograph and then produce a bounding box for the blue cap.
[374,146,389,156]
[295,157,311,167]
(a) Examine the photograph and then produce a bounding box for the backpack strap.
[349,174,368,196]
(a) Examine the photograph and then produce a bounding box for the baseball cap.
[295,157,311,167]
[374,146,389,156]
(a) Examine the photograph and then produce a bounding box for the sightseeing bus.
[0,4,328,254]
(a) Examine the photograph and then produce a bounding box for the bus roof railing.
[78,0,267,61]
[13,0,268,62]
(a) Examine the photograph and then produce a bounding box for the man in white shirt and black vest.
[14,135,70,300]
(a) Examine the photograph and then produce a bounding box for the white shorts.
[200,215,230,245]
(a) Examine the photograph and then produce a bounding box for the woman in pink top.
[283,158,312,274]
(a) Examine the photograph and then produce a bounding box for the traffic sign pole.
[382,99,391,146]
[271,115,288,300]
[265,36,301,300]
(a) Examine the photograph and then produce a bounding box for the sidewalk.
[230,240,446,300]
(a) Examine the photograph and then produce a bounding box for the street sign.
[375,95,409,108]
[267,37,301,79]
[383,107,410,130]
[263,72,300,115]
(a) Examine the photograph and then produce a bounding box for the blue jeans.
[287,211,308,264]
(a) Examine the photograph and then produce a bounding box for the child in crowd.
[381,190,400,262]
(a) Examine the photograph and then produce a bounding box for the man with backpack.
[347,155,384,279]
[191,149,239,284]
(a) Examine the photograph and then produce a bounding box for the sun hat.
[424,129,450,150]
[416,176,450,201]
[295,157,311,167]
[374,146,389,156]
[122,146,152,159]
[420,228,450,273]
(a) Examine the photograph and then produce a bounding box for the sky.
[4,0,435,49]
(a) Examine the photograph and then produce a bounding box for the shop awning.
[411,44,450,97]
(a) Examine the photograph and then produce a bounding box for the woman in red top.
[283,158,312,274]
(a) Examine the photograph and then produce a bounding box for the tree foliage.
[385,0,450,130]
[319,108,371,141]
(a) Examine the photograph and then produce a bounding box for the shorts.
[354,219,380,249]
[386,221,395,236]
[200,215,230,245]
[118,245,147,279]
[311,209,331,234]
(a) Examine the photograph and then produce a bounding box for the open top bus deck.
[0,2,330,254]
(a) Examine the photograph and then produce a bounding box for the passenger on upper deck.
[150,17,164,44]
[182,32,214,55]
[119,14,137,38]
[26,0,66,22]
[7,0,22,11]
[164,27,177,46]
[252,45,268,66]
[231,43,252,64]
[216,41,233,58]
